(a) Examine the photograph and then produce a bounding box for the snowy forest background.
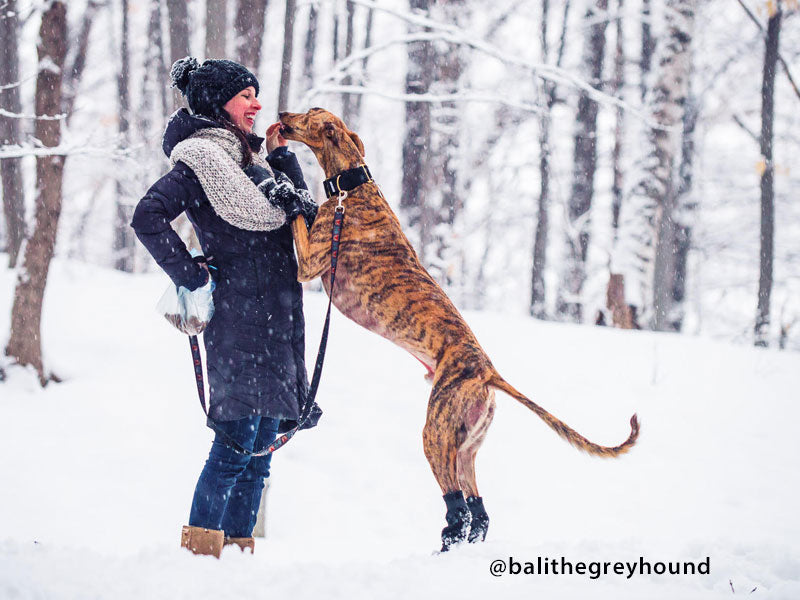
[1,0,799,383]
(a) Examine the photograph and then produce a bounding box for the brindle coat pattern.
[279,108,639,544]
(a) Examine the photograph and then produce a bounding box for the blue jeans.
[188,415,280,538]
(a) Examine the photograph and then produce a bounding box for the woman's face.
[222,86,261,132]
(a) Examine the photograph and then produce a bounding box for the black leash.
[189,204,345,456]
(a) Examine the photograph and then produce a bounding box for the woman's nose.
[253,98,262,110]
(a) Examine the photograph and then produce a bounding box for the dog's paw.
[466,496,489,543]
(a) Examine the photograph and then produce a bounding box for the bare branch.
[311,84,544,113]
[735,0,800,102]
[0,107,66,120]
[732,113,760,142]
[307,29,672,131]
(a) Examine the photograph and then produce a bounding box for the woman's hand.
[266,122,287,153]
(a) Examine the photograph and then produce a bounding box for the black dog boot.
[440,490,472,552]
[466,496,489,543]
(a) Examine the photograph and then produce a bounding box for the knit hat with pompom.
[170,57,259,119]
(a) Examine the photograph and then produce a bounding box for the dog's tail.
[488,373,639,457]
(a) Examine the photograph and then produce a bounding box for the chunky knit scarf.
[169,127,301,232]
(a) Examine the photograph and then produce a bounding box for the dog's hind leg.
[423,379,472,551]
[456,388,495,543]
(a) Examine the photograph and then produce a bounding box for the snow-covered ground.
[1,257,799,599]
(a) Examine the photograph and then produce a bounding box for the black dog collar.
[323,164,373,198]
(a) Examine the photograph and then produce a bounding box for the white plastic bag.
[157,278,215,335]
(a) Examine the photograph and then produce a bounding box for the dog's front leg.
[291,215,330,282]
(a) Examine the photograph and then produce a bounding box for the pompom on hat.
[170,57,259,119]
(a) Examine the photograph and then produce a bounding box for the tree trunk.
[332,0,341,63]
[671,89,698,332]
[166,0,191,110]
[277,0,297,112]
[301,2,319,93]
[754,2,782,347]
[400,0,433,243]
[205,0,227,59]
[531,0,552,319]
[62,0,101,123]
[5,1,68,384]
[611,0,625,239]
[148,0,170,121]
[623,0,693,330]
[352,6,374,122]
[235,0,268,72]
[341,1,356,125]
[640,0,655,101]
[426,0,466,290]
[531,0,570,319]
[0,0,25,267]
[114,0,135,272]
[556,0,609,323]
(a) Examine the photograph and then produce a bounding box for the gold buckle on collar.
[361,165,372,183]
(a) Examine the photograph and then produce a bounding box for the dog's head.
[279,108,365,174]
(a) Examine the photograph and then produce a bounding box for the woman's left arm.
[266,146,308,190]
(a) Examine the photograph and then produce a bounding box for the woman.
[130,57,318,558]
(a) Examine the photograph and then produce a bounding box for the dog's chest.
[322,265,385,335]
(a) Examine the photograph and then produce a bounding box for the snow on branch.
[310,84,544,113]
[0,73,37,91]
[0,140,139,160]
[307,9,672,131]
[0,107,66,120]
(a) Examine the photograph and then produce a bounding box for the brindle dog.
[279,108,639,550]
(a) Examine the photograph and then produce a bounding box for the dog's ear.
[347,130,365,157]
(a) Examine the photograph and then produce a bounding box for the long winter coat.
[131,110,309,423]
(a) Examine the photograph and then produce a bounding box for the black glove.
[267,183,304,220]
[299,194,318,228]
[182,255,210,291]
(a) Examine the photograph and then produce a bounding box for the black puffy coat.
[131,110,309,423]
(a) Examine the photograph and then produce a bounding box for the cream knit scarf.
[169,127,290,231]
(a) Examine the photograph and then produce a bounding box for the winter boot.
[466,496,489,543]
[180,525,224,558]
[224,536,255,554]
[440,490,472,552]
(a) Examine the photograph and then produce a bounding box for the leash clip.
[336,190,347,212]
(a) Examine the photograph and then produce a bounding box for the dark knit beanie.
[170,57,260,119]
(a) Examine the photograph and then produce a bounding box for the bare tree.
[278,0,297,112]
[301,1,319,93]
[754,1,783,347]
[556,0,609,322]
[341,1,356,125]
[0,0,25,267]
[166,0,191,109]
[531,0,571,318]
[622,0,694,331]
[400,0,433,240]
[670,81,697,332]
[141,0,170,133]
[114,0,135,272]
[640,0,656,101]
[235,0,269,72]
[352,5,375,122]
[205,0,228,59]
[611,0,625,238]
[62,0,101,122]
[5,1,68,384]
[426,0,468,289]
